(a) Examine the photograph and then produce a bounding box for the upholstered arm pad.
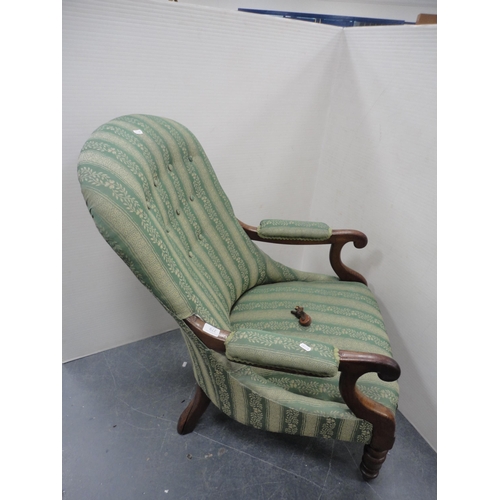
[225,329,340,377]
[257,219,332,241]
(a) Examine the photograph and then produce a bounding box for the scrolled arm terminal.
[239,219,368,284]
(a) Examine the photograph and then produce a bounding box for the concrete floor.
[62,329,436,499]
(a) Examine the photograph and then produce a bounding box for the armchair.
[77,114,400,480]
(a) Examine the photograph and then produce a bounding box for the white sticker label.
[299,343,311,351]
[202,323,220,338]
[133,129,143,134]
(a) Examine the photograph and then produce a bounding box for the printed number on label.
[202,323,220,338]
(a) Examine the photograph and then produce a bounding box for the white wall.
[63,0,436,450]
[63,0,342,361]
[303,25,437,449]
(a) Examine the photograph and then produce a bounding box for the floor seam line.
[192,431,324,489]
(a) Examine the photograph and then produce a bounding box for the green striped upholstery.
[77,114,398,445]
[230,280,399,415]
[78,115,330,331]
[258,219,332,241]
[225,329,340,377]
[181,325,374,442]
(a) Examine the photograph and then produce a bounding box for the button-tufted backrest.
[77,115,300,330]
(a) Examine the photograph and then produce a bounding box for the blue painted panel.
[238,9,412,27]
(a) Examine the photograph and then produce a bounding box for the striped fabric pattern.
[258,219,332,241]
[181,324,374,443]
[77,114,398,445]
[230,280,399,415]
[78,115,327,331]
[225,329,340,377]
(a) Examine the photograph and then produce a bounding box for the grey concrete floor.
[62,329,436,500]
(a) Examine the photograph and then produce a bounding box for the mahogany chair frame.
[178,220,401,481]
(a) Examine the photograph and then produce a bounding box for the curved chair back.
[77,115,297,330]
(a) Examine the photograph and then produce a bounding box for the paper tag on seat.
[299,343,311,351]
[202,323,220,338]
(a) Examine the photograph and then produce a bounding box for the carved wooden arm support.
[238,219,368,285]
[338,351,401,450]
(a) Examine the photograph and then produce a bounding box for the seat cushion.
[231,280,392,354]
[229,279,399,413]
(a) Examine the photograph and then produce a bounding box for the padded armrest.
[257,219,332,241]
[225,329,339,377]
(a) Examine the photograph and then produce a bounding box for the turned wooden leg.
[177,384,211,435]
[337,351,400,481]
[360,445,389,481]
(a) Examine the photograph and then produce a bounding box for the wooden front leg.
[338,350,401,480]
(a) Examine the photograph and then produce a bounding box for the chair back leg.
[177,384,211,435]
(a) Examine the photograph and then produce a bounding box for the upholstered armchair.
[77,115,400,480]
